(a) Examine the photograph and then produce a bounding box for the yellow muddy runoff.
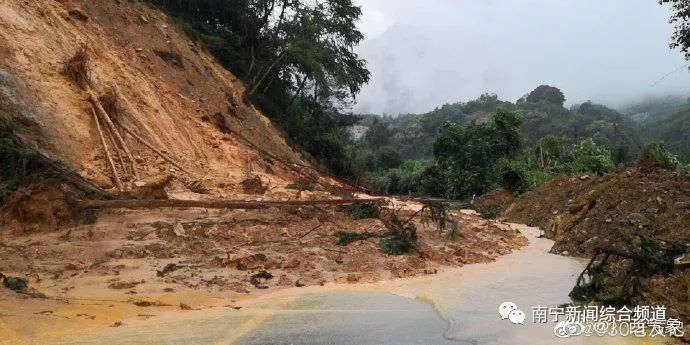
[7,225,671,345]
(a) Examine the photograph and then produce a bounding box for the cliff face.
[0,0,307,190]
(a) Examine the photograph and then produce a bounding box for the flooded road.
[45,224,668,345]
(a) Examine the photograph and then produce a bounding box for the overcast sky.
[351,0,690,115]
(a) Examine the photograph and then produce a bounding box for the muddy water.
[46,225,667,345]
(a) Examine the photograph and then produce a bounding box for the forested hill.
[351,85,686,198]
[622,95,690,161]
[358,86,643,162]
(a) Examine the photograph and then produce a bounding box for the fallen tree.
[77,198,387,210]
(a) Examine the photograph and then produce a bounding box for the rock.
[67,8,89,21]
[232,253,277,270]
[240,176,268,194]
[1,275,28,292]
[135,47,143,53]
[249,270,273,289]
[562,250,569,256]
[605,218,612,223]
[134,181,147,187]
[579,175,590,180]
[282,258,300,269]
[627,213,649,226]
[172,222,186,237]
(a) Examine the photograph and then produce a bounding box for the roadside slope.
[0,0,308,191]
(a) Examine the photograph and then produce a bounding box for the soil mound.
[503,158,690,323]
[505,159,690,255]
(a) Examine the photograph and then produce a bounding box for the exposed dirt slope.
[0,0,309,191]
[503,159,690,325]
[504,160,690,256]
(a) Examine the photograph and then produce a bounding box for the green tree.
[571,138,614,175]
[660,0,690,65]
[525,85,566,107]
[375,147,404,170]
[149,0,370,177]
[432,109,523,198]
[364,118,393,148]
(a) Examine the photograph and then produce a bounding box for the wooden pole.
[91,105,123,191]
[114,121,194,176]
[88,90,140,180]
[77,198,388,210]
[104,116,127,175]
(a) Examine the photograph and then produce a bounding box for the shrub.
[645,141,680,168]
[335,230,377,246]
[0,119,46,205]
[571,138,614,175]
[498,158,529,195]
[478,205,501,219]
[346,203,380,220]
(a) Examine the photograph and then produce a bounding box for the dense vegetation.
[623,96,690,161]
[147,1,689,200]
[0,119,45,205]
[350,85,680,198]
[148,0,369,176]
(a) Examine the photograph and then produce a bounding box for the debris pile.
[504,157,690,323]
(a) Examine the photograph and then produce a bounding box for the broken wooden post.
[88,90,140,180]
[90,104,123,191]
[114,121,194,176]
[77,198,388,210]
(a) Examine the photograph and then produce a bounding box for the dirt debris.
[503,158,690,323]
[0,0,530,341]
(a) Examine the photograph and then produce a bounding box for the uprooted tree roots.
[570,235,687,306]
[61,48,91,89]
[59,49,194,191]
[335,203,455,256]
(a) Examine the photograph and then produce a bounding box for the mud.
[0,192,526,342]
[503,158,690,325]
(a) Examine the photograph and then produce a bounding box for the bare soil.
[503,158,690,325]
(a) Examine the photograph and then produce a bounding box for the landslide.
[504,159,690,255]
[0,0,311,193]
[503,157,690,324]
[0,2,532,341]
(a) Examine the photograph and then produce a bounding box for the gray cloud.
[353,0,690,115]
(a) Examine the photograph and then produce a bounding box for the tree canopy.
[524,85,566,107]
[660,0,690,66]
[150,0,369,175]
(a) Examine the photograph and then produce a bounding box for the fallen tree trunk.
[91,105,123,191]
[77,198,387,210]
[114,121,194,176]
[88,90,140,180]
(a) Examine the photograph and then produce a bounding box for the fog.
[352,0,690,115]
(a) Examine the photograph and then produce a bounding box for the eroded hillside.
[0,2,530,342]
[0,0,309,192]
